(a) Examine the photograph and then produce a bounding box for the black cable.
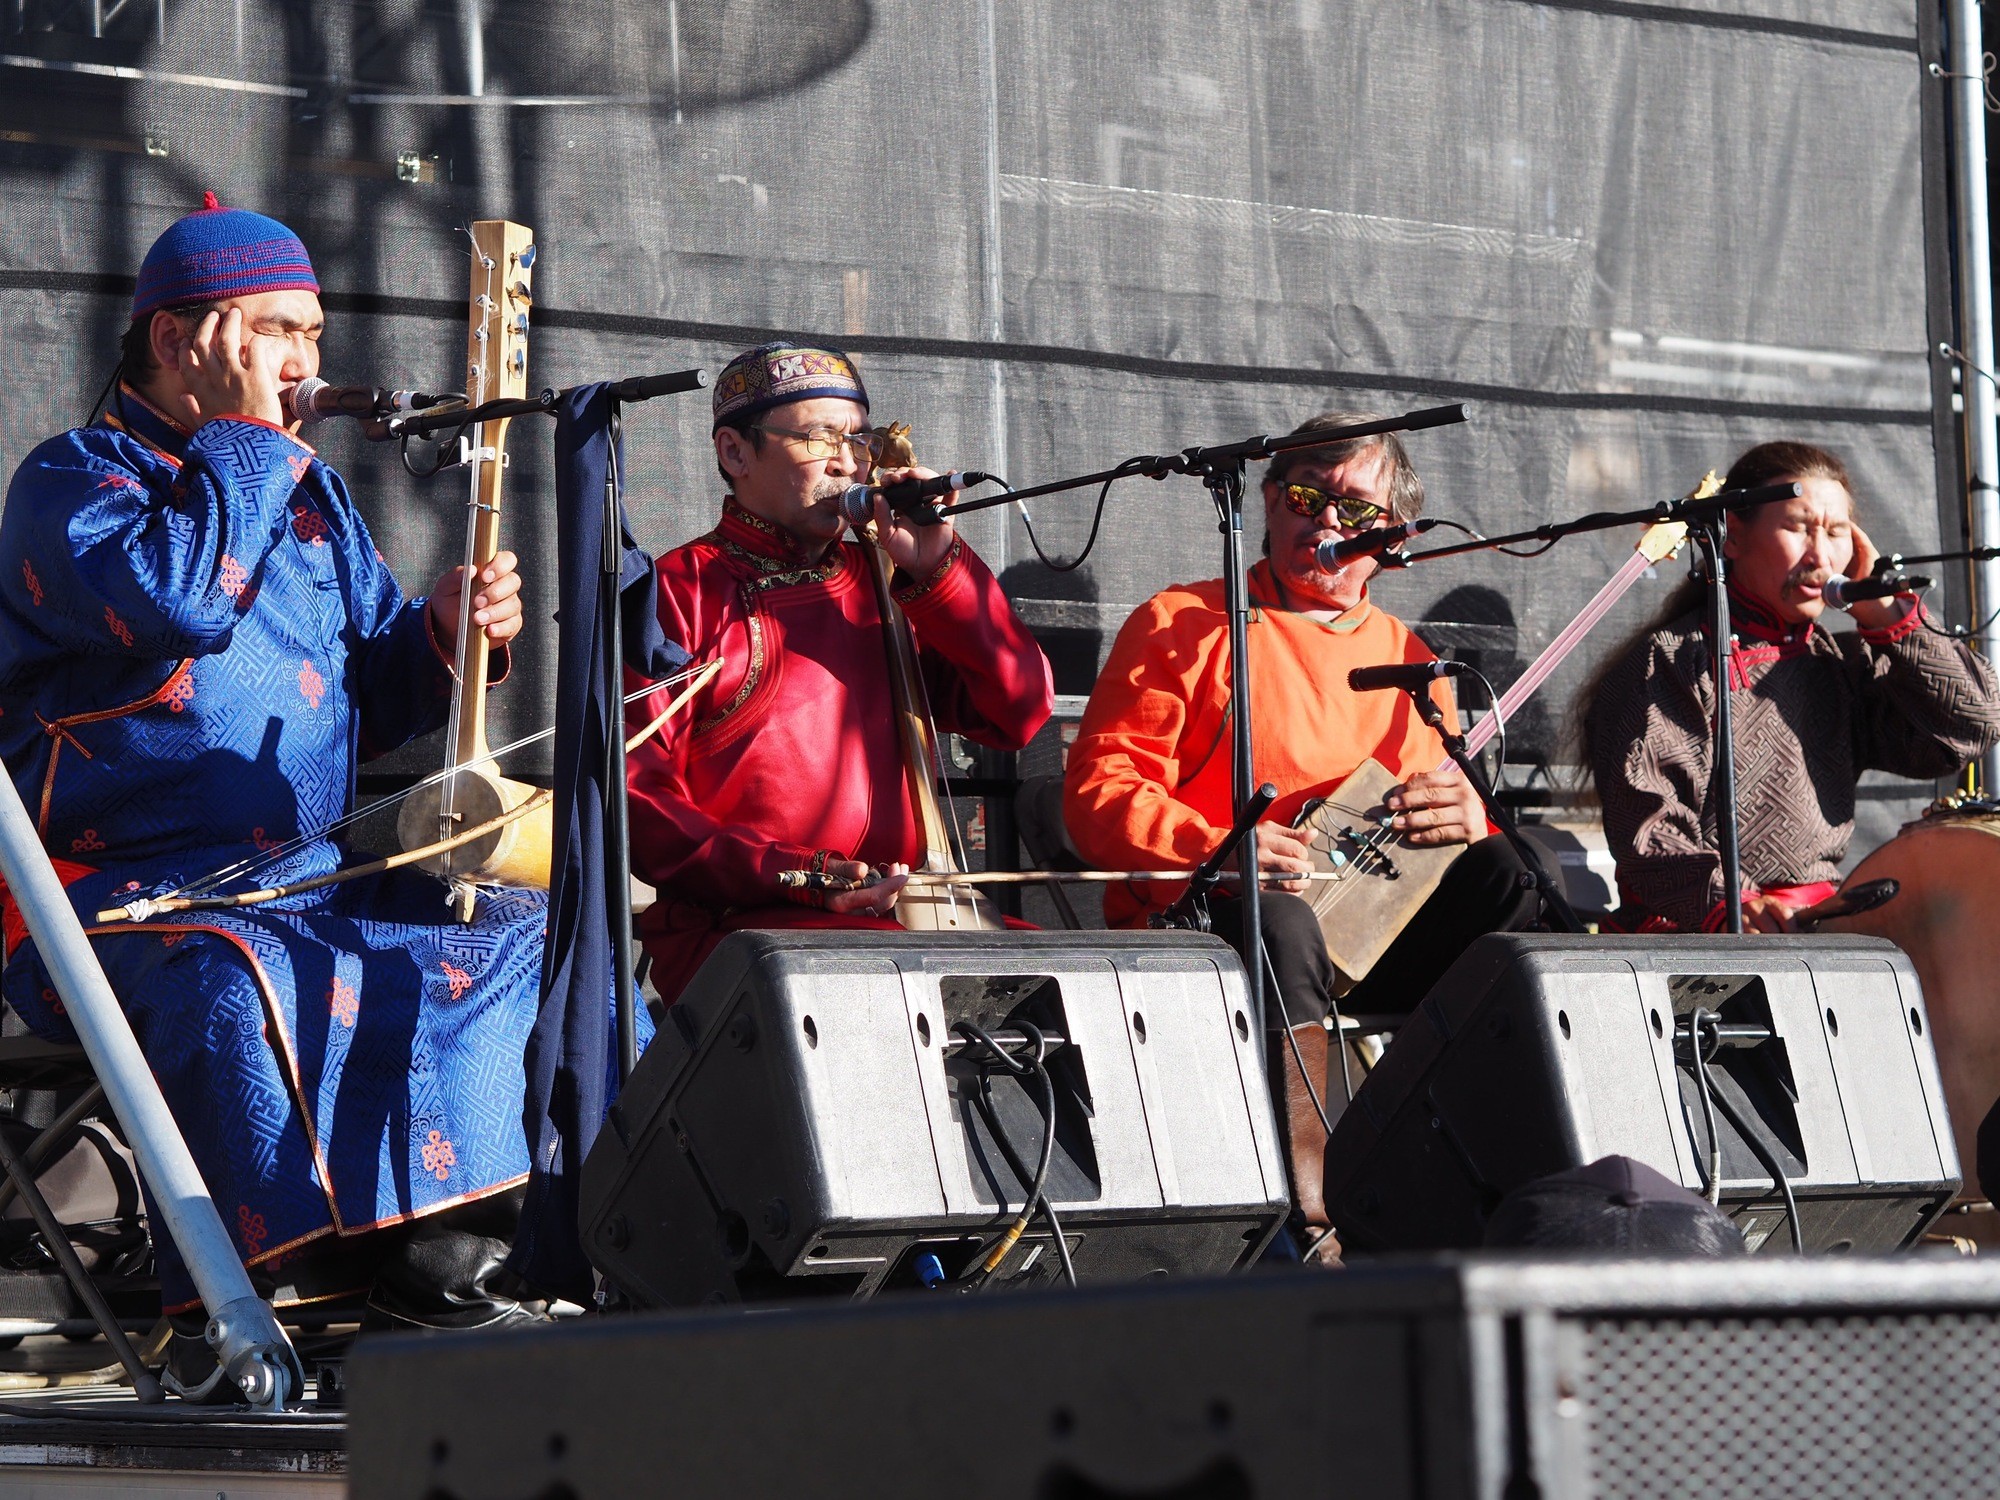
[1263,947,1333,1137]
[967,1064,1077,1287]
[1329,1004,1355,1107]
[1464,665,1508,796]
[1921,602,2000,643]
[1684,1008,1723,1205]
[86,362,121,426]
[1014,462,1154,572]
[399,420,470,479]
[1493,537,1562,558]
[953,1021,1070,1287]
[1705,1072,1805,1254]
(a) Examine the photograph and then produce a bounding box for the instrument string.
[163,662,714,901]
[439,236,501,842]
[909,631,971,922]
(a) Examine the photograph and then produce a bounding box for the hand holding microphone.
[1822,571,1932,610]
[844,467,994,578]
[838,470,990,529]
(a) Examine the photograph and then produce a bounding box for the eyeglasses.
[1281,483,1386,529]
[753,422,872,461]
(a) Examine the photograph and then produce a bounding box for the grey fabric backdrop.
[0,0,1958,860]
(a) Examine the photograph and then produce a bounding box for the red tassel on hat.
[201,190,220,210]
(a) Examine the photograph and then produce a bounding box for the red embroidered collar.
[1721,583,1810,646]
[715,497,815,565]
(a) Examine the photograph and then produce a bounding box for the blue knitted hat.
[131,192,320,321]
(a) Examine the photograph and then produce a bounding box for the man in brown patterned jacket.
[1583,441,2000,933]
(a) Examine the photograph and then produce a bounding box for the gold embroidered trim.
[893,536,963,605]
[715,536,845,592]
[695,602,765,737]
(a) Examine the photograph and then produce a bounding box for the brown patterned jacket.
[1586,591,2000,930]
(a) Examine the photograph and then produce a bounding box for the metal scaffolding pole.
[1946,0,2000,789]
[0,774,303,1409]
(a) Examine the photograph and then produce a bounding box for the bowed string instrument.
[90,219,728,927]
[395,219,552,921]
[853,423,1007,932]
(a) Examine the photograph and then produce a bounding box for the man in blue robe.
[0,196,547,1384]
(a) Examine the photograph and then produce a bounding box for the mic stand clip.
[1152,782,1278,933]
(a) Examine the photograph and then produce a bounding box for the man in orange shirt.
[1064,412,1540,1235]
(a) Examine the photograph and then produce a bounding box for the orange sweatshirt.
[1064,561,1455,926]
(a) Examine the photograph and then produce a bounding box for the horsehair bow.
[777,868,1355,892]
[95,789,557,923]
[109,657,721,921]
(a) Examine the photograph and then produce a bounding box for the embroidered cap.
[711,341,869,432]
[131,191,320,321]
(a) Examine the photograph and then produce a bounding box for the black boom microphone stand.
[1391,682,1585,934]
[390,367,708,1081]
[1389,478,1801,936]
[950,404,1469,1034]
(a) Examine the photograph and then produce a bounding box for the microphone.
[1316,517,1439,570]
[839,471,992,527]
[286,377,453,424]
[1822,571,1933,609]
[609,367,708,402]
[1347,659,1470,693]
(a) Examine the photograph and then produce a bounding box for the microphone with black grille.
[1347,659,1471,693]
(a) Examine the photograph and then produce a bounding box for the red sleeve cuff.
[1700,888,1763,932]
[1856,600,1925,644]
[893,537,967,609]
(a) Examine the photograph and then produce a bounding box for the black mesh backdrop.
[0,0,1956,856]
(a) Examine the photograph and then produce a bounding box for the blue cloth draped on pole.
[508,384,684,1299]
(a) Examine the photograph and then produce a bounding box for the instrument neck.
[447,413,511,770]
[863,537,958,871]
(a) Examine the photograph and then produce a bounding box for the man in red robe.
[627,343,1053,1003]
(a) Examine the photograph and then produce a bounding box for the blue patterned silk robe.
[0,388,544,1310]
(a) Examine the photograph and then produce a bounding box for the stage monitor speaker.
[580,930,1290,1306]
[1324,933,1958,1255]
[349,1257,2000,1500]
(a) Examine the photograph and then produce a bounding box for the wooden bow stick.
[778,867,1354,894]
[95,657,723,924]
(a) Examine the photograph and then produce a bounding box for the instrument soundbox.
[1302,509,1698,987]
[395,219,551,912]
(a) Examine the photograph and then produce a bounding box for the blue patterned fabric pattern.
[0,387,544,1309]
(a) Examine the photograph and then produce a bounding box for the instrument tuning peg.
[510,280,533,304]
[510,349,526,373]
[518,243,537,269]
[511,312,529,335]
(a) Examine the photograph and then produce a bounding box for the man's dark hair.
[118,304,220,388]
[714,415,767,489]
[1264,410,1426,524]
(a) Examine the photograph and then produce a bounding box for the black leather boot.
[362,1189,549,1334]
